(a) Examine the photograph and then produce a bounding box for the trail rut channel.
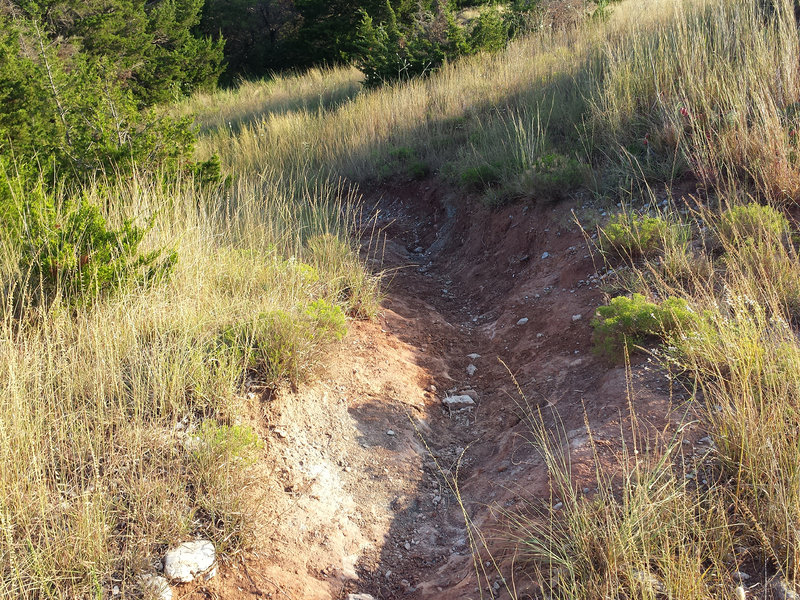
[184,182,687,600]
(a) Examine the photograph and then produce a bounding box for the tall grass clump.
[512,404,736,600]
[0,167,379,597]
[550,194,800,597]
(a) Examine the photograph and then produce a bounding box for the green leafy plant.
[591,293,698,360]
[3,179,176,307]
[461,163,503,190]
[600,212,688,258]
[717,202,789,244]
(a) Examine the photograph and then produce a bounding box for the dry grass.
[0,170,379,597]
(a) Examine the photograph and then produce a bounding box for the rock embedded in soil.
[347,594,375,600]
[517,317,529,326]
[163,540,216,583]
[139,574,172,600]
[771,578,799,600]
[442,395,475,408]
[466,364,477,376]
[467,353,481,360]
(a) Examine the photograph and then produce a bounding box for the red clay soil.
[175,181,693,600]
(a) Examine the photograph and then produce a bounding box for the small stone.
[552,502,563,511]
[163,540,216,583]
[274,428,287,439]
[632,570,665,593]
[387,430,396,436]
[139,574,172,600]
[517,318,529,326]
[414,246,424,253]
[771,577,799,600]
[541,252,550,259]
[572,314,582,322]
[347,595,376,600]
[111,586,120,596]
[733,572,751,582]
[429,384,437,393]
[466,364,477,376]
[537,333,544,338]
[467,353,481,360]
[404,542,411,550]
[442,395,475,408]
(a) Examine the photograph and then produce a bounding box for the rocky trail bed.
[175,182,690,600]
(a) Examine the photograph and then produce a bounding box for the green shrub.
[717,202,789,244]
[222,299,347,386]
[461,163,503,190]
[2,178,176,307]
[591,293,698,360]
[469,9,508,53]
[600,212,688,258]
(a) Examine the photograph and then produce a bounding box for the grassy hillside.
[5,0,800,596]
[182,0,800,595]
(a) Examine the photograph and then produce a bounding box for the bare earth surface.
[175,182,689,600]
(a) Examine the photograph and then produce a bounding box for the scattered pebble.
[139,574,172,600]
[541,252,550,259]
[733,572,751,582]
[466,364,477,376]
[517,318,529,326]
[467,353,481,360]
[572,314,582,322]
[387,430,396,436]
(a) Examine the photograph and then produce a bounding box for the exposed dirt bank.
[175,183,688,600]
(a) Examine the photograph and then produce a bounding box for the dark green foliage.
[0,171,177,307]
[461,163,503,189]
[15,0,224,108]
[591,293,698,360]
[469,8,508,52]
[0,11,202,184]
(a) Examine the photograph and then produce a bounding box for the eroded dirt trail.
[181,183,684,600]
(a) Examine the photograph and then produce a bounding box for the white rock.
[139,574,172,600]
[442,395,475,408]
[387,430,395,436]
[347,595,375,600]
[467,353,481,360]
[541,252,550,259]
[163,540,216,583]
[733,571,750,581]
[466,364,477,376]
[572,314,582,321]
[517,318,529,326]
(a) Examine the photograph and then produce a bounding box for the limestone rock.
[163,540,216,583]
